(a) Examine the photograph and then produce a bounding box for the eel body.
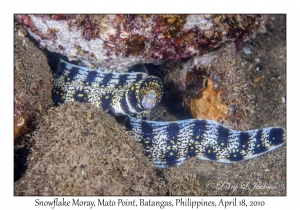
[127,116,286,168]
[52,59,286,168]
[52,59,164,116]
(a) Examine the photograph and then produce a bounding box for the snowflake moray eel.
[52,59,163,116]
[52,59,286,168]
[126,116,285,168]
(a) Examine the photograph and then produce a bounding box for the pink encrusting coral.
[15,14,269,71]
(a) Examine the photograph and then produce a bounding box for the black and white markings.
[126,116,286,168]
[52,59,164,116]
[52,59,285,169]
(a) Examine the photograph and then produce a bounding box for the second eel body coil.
[127,116,285,168]
[52,59,286,168]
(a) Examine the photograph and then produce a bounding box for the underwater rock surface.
[14,103,167,195]
[15,14,269,71]
[14,24,53,142]
[14,15,286,196]
[161,43,254,130]
[163,146,286,196]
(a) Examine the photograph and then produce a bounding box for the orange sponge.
[189,78,227,121]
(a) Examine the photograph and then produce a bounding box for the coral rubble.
[14,103,167,195]
[14,23,53,142]
[15,14,269,71]
[163,145,286,196]
[13,14,286,196]
[161,43,254,130]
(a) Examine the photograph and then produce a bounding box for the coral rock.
[161,43,254,130]
[15,14,269,71]
[163,149,286,196]
[189,78,227,121]
[14,103,167,196]
[14,24,53,142]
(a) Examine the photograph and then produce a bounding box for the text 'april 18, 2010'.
[34,198,266,209]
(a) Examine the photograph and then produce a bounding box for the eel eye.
[142,90,157,110]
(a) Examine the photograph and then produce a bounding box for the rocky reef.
[163,146,286,196]
[14,102,167,195]
[14,14,286,196]
[14,23,54,180]
[15,14,269,71]
[14,25,53,142]
[160,43,254,130]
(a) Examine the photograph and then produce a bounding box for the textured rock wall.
[15,14,269,71]
[14,103,167,196]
